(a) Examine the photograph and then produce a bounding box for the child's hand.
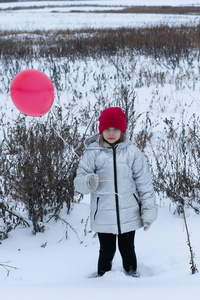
[143,223,151,231]
[88,174,99,190]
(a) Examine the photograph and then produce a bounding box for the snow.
[1,12,200,31]
[1,198,200,299]
[1,0,200,8]
[1,0,200,30]
[1,1,200,299]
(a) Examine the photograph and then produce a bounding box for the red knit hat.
[98,107,127,134]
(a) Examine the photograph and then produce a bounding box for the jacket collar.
[85,133,131,150]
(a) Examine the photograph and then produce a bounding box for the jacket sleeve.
[74,150,96,195]
[131,147,158,224]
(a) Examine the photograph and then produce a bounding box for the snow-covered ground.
[1,197,200,300]
[0,0,200,30]
[1,1,200,299]
[1,0,200,8]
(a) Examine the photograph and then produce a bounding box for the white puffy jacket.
[74,133,157,234]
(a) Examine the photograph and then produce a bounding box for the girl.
[74,107,157,277]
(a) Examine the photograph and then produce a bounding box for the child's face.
[102,128,121,144]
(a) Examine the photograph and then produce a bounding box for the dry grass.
[71,6,200,15]
[1,25,200,62]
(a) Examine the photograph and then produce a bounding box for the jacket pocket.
[94,197,99,220]
[133,194,141,215]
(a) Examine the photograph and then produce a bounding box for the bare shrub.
[152,114,200,213]
[1,108,85,234]
[149,114,200,274]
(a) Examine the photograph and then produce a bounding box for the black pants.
[97,231,137,276]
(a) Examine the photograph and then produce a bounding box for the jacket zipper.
[113,146,121,235]
[94,197,99,220]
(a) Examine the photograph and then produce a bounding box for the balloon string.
[51,125,93,173]
[49,111,122,198]
[49,110,93,173]
[98,192,122,198]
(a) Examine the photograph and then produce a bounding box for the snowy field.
[1,198,200,300]
[1,1,200,300]
[0,0,200,30]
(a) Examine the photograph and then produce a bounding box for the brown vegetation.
[70,6,200,15]
[1,25,200,62]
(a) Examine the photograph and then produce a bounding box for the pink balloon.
[10,69,54,117]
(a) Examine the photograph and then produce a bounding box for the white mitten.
[143,222,151,231]
[88,174,99,190]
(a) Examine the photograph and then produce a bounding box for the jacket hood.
[84,133,100,149]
